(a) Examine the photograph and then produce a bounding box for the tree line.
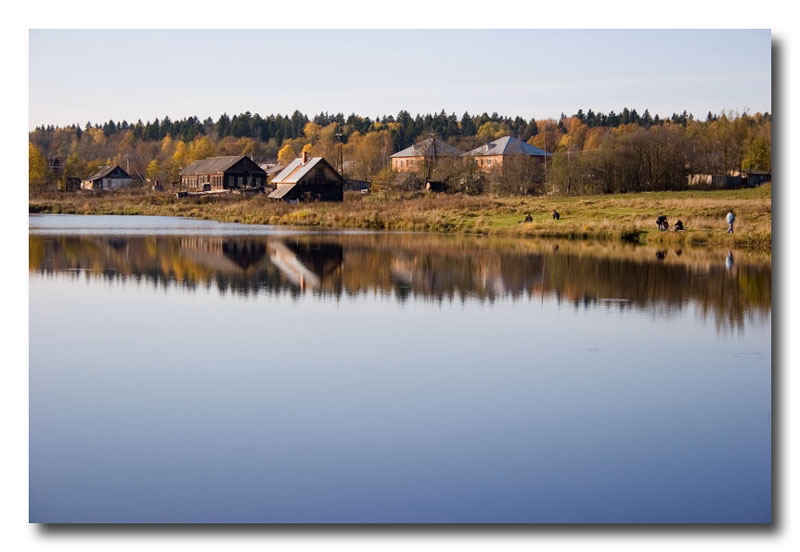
[29,108,771,196]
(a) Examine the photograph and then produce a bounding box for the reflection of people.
[552,210,560,220]
[725,250,734,270]
[656,250,667,261]
[726,210,735,233]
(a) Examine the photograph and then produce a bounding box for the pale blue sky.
[29,29,771,129]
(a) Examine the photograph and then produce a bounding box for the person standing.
[726,210,735,233]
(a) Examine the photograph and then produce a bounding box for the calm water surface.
[29,214,771,523]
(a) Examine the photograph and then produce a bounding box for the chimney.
[301,150,309,164]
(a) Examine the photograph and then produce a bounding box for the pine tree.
[460,112,476,136]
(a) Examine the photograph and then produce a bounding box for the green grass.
[29,184,771,248]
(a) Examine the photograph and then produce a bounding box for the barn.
[268,152,344,202]
[179,155,266,191]
[81,165,133,190]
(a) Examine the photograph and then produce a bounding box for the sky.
[28,29,771,129]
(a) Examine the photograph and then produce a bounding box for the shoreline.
[29,185,772,249]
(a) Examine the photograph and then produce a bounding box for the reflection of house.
[222,240,267,269]
[81,165,133,190]
[269,240,343,289]
[180,156,266,190]
[464,136,549,172]
[390,137,461,173]
[179,237,270,273]
[268,152,344,202]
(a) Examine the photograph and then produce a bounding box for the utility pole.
[543,130,548,191]
[426,132,437,182]
[335,131,344,176]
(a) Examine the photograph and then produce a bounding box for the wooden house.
[81,165,133,190]
[268,152,344,202]
[390,137,461,173]
[179,155,266,191]
[464,136,550,172]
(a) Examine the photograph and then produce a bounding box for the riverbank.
[29,184,772,247]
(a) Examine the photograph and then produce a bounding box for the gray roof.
[465,136,550,157]
[271,157,334,184]
[259,163,286,175]
[268,184,296,199]
[390,137,461,158]
[180,156,248,176]
[84,164,129,182]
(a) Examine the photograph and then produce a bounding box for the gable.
[107,166,130,179]
[298,161,345,185]
[225,156,267,176]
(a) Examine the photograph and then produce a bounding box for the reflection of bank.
[269,240,343,290]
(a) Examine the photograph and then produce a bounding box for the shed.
[745,170,771,186]
[62,177,81,192]
[268,153,344,202]
[179,155,266,191]
[81,165,133,190]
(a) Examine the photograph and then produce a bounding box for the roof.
[84,164,129,182]
[390,137,461,158]
[179,156,249,176]
[465,136,550,157]
[271,157,333,185]
[259,163,286,175]
[268,184,296,199]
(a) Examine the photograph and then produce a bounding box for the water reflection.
[29,232,771,333]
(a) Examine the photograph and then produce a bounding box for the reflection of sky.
[28,213,380,236]
[30,273,771,522]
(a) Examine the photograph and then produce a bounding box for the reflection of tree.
[29,233,770,332]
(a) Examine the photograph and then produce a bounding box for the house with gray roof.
[81,165,132,191]
[179,155,266,191]
[268,152,344,202]
[390,137,461,173]
[464,136,550,172]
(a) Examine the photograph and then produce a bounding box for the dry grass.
[29,184,771,248]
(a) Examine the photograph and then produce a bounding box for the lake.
[29,214,772,523]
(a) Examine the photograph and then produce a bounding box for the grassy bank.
[29,184,772,248]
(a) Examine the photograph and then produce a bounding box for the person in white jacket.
[726,210,735,233]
